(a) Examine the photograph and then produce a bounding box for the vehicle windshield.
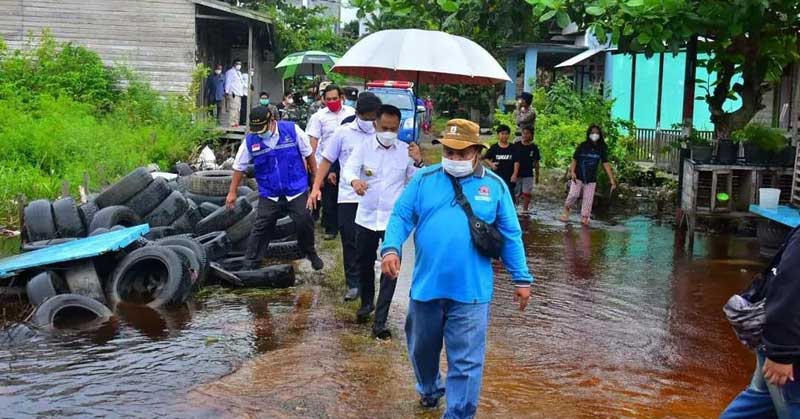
[372,91,414,110]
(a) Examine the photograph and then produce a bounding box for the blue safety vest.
[246,121,308,198]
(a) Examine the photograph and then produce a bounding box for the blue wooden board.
[0,224,149,278]
[749,205,800,228]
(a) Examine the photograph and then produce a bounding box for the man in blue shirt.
[204,64,225,124]
[380,119,533,417]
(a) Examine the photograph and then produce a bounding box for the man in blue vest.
[227,106,324,271]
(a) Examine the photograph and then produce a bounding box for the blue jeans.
[721,352,800,419]
[405,298,489,419]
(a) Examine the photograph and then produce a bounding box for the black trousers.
[239,96,248,126]
[504,178,517,204]
[322,181,339,235]
[338,203,360,290]
[245,193,315,266]
[356,225,397,330]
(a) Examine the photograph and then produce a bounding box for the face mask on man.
[442,157,475,178]
[326,99,342,112]
[214,69,222,75]
[235,64,242,71]
[376,131,397,147]
[344,99,356,108]
[260,98,270,106]
[356,117,375,134]
[589,133,600,142]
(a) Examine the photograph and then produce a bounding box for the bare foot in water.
[560,210,570,222]
[581,216,590,226]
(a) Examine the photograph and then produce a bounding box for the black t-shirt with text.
[484,142,518,182]
[514,142,541,178]
[573,140,609,183]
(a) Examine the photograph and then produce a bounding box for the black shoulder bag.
[447,175,504,259]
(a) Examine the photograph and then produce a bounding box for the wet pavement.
[0,201,760,418]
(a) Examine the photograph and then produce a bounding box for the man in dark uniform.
[227,106,324,271]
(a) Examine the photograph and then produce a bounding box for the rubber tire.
[187,170,234,196]
[26,271,68,306]
[125,177,172,217]
[109,225,126,232]
[198,202,220,218]
[24,199,56,242]
[32,294,113,331]
[195,197,252,235]
[89,228,109,237]
[219,256,246,271]
[78,201,100,229]
[163,244,202,289]
[95,167,153,208]
[171,203,201,235]
[174,162,193,176]
[155,237,209,286]
[237,186,253,196]
[144,190,189,228]
[184,192,227,206]
[52,197,86,238]
[144,226,177,241]
[89,206,142,233]
[245,190,260,203]
[22,238,77,252]
[108,246,193,308]
[226,208,256,244]
[274,216,296,240]
[233,265,295,289]
[194,231,231,262]
[265,240,305,261]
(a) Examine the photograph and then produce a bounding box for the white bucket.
[759,188,781,209]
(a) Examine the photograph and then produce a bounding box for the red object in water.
[366,80,414,89]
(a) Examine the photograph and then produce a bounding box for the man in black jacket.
[721,225,800,418]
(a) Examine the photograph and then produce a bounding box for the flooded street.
[1,202,760,418]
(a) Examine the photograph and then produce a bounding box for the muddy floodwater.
[1,203,759,418]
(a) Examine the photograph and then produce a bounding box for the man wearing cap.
[380,119,533,416]
[341,104,424,339]
[308,92,378,302]
[306,84,356,242]
[227,106,324,271]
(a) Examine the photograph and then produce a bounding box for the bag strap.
[447,175,475,218]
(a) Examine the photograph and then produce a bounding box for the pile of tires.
[16,164,300,331]
[21,165,299,262]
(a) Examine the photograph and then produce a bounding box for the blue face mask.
[344,99,355,108]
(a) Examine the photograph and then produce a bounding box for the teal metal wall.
[607,52,742,131]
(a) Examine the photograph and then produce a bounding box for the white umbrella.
[332,29,510,85]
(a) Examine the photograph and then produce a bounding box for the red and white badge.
[478,186,490,196]
[251,142,261,152]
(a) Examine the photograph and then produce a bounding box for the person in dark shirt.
[721,226,800,418]
[483,124,519,203]
[204,64,225,124]
[560,125,617,225]
[514,125,540,213]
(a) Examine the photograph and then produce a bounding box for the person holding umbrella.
[380,119,533,416]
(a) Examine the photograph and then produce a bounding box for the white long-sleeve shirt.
[342,137,418,232]
[224,67,245,97]
[321,120,373,204]
[305,105,355,167]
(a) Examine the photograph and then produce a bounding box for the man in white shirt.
[307,92,376,301]
[224,59,246,128]
[305,84,355,242]
[342,104,424,339]
[226,106,324,271]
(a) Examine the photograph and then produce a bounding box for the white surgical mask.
[214,69,222,75]
[442,157,475,178]
[356,117,375,134]
[589,133,600,142]
[376,131,397,147]
[287,98,294,105]
[235,64,242,71]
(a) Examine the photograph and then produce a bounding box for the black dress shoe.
[356,304,374,323]
[419,395,441,409]
[373,327,392,340]
[307,253,324,271]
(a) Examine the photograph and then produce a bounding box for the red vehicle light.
[366,80,414,89]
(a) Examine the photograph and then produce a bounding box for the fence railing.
[633,128,714,174]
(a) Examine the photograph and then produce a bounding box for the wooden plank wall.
[0,0,196,94]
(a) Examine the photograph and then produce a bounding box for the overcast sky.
[340,2,357,23]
